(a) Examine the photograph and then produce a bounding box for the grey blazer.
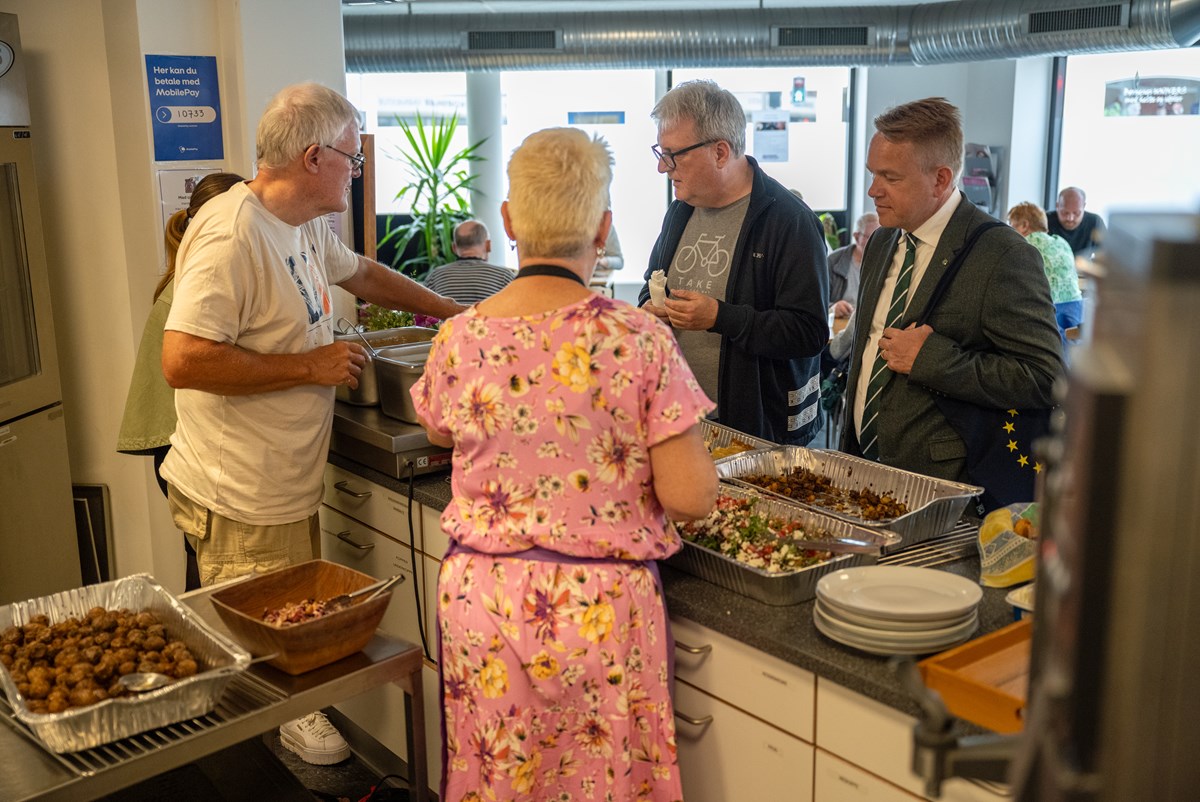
[840,193,1065,483]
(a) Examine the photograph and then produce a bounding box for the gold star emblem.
[1018,454,1029,467]
[1003,421,1016,433]
[1007,409,1019,416]
[1033,462,1044,473]
[1007,440,1018,452]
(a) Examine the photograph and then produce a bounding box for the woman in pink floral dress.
[411,127,718,802]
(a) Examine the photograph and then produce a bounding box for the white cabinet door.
[815,751,922,802]
[671,615,815,741]
[674,681,814,802]
[816,680,1011,801]
[319,508,421,645]
[420,503,450,560]
[323,463,417,547]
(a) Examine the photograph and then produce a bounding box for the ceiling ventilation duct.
[342,0,1200,72]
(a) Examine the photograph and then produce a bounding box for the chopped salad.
[678,495,835,574]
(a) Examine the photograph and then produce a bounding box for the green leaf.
[379,111,487,280]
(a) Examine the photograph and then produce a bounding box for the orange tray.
[918,618,1031,734]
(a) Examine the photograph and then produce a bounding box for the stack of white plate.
[813,566,983,656]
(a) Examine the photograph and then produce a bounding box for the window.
[670,66,852,212]
[1058,49,1200,220]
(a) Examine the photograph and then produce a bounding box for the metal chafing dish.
[666,484,899,606]
[698,419,777,462]
[334,325,438,406]
[0,574,251,753]
[717,447,982,550]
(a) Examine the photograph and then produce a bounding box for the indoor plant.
[363,111,485,330]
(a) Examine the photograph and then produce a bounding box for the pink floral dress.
[411,294,713,802]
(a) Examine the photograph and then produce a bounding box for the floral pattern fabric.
[412,295,713,801]
[1026,231,1083,304]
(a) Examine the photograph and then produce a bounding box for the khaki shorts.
[167,485,320,587]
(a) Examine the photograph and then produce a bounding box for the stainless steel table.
[0,584,428,802]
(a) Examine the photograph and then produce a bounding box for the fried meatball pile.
[0,607,199,714]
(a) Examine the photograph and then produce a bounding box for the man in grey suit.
[840,97,1064,484]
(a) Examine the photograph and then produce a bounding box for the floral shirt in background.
[1027,231,1083,304]
[411,294,712,801]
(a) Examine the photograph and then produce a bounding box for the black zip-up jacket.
[639,157,830,445]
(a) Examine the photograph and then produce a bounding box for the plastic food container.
[0,574,251,753]
[335,326,437,406]
[375,343,433,424]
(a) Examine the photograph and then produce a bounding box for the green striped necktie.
[860,233,918,461]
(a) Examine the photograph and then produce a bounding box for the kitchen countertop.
[326,451,1016,722]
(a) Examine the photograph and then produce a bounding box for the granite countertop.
[326,452,1017,722]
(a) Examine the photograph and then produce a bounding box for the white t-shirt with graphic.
[162,183,361,525]
[667,194,750,401]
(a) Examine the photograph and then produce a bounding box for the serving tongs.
[337,316,378,357]
[785,532,894,555]
[324,573,405,613]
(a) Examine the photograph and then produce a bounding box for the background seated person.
[1047,186,1106,259]
[1008,201,1083,347]
[423,219,514,305]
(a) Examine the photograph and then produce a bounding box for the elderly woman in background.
[1008,201,1084,347]
[411,127,717,801]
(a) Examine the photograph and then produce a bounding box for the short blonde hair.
[257,82,359,170]
[1007,201,1048,233]
[506,128,612,259]
[874,97,963,182]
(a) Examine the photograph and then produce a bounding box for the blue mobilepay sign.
[146,54,223,162]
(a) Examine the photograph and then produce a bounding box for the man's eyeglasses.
[323,144,366,173]
[651,140,716,170]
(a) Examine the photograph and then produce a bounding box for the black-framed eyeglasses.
[323,144,365,173]
[651,140,716,170]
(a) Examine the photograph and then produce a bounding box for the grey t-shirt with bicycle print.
[667,193,750,401]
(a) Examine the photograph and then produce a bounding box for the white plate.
[816,566,983,622]
[815,595,976,632]
[815,602,979,645]
[813,608,978,656]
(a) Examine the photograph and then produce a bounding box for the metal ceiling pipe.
[342,0,1200,72]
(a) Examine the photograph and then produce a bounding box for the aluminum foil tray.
[0,574,251,753]
[717,447,983,550]
[698,419,776,463]
[666,485,886,606]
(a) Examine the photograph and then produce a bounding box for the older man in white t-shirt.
[161,82,462,766]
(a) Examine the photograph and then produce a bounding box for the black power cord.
[356,773,410,801]
[403,459,432,664]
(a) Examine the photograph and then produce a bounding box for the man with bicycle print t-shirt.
[639,80,829,446]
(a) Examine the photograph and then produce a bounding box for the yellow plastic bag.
[977,502,1038,588]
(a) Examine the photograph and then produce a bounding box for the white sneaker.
[279,711,351,765]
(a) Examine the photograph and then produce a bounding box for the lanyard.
[513,263,586,287]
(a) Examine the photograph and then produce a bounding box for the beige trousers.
[167,484,319,587]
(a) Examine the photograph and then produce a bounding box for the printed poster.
[146,54,224,161]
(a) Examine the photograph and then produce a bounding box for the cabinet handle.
[674,639,712,656]
[336,531,375,551]
[674,710,714,727]
[334,480,372,499]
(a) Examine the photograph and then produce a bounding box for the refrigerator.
[0,12,82,605]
